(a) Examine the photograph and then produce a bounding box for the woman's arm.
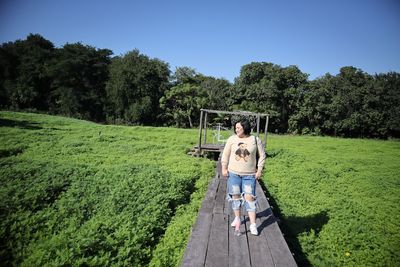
[255,137,266,179]
[221,137,232,177]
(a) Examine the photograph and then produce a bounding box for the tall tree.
[159,83,207,127]
[233,62,308,133]
[0,34,54,110]
[372,72,400,138]
[200,76,232,111]
[0,41,19,108]
[160,67,233,127]
[47,43,112,121]
[290,67,400,138]
[171,66,197,85]
[105,50,170,124]
[289,74,332,135]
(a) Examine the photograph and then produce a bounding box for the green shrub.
[0,111,214,266]
[264,135,400,266]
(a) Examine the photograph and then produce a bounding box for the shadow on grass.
[260,181,329,267]
[266,148,283,158]
[0,147,25,158]
[0,118,43,130]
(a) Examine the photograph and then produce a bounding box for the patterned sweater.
[221,135,266,176]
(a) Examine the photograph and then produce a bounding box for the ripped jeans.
[227,172,257,212]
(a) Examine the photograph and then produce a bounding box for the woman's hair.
[234,118,252,135]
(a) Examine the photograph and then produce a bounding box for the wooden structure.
[181,157,297,267]
[196,109,270,155]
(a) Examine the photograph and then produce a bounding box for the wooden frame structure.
[197,109,270,154]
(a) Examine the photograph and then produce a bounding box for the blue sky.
[1,0,399,82]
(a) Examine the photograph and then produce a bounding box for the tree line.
[1,34,399,138]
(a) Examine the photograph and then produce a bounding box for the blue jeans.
[227,172,257,212]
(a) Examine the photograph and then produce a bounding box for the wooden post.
[204,111,208,145]
[198,110,204,155]
[264,115,269,149]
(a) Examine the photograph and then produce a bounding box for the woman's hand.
[222,168,228,178]
[255,170,262,180]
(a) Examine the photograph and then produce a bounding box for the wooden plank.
[256,183,297,267]
[200,108,270,117]
[181,212,213,267]
[199,175,219,214]
[223,188,230,215]
[228,215,251,267]
[263,223,297,267]
[255,182,271,207]
[216,156,222,175]
[213,178,227,214]
[245,214,275,267]
[195,144,225,151]
[205,213,229,267]
[182,170,220,266]
[215,157,231,216]
[183,161,297,267]
[255,183,275,235]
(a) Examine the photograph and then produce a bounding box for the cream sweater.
[221,135,266,175]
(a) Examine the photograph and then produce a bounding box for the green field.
[265,135,400,266]
[1,111,399,266]
[0,111,215,266]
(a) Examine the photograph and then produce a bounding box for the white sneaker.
[231,217,240,227]
[250,223,258,236]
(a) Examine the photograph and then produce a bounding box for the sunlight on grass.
[1,111,399,266]
[264,134,400,266]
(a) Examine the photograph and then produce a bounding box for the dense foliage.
[0,34,112,121]
[265,135,400,266]
[1,112,399,266]
[1,34,400,138]
[105,50,170,124]
[232,63,308,133]
[47,43,112,121]
[0,111,215,266]
[289,67,400,138]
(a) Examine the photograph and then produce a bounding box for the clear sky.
[1,0,399,82]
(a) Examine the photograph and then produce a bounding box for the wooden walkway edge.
[181,157,297,267]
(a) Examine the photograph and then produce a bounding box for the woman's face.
[235,123,245,138]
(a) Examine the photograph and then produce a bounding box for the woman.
[221,118,266,236]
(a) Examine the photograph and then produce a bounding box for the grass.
[263,135,400,266]
[1,111,399,266]
[0,111,215,266]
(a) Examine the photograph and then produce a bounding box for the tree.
[0,34,55,110]
[171,66,197,85]
[47,43,112,121]
[289,67,400,138]
[289,73,337,135]
[160,67,233,127]
[159,83,207,127]
[0,41,19,108]
[199,76,232,111]
[105,50,170,124]
[372,72,400,138]
[233,62,308,133]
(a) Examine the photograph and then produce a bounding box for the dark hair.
[234,119,252,135]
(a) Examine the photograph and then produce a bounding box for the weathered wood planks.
[181,157,297,267]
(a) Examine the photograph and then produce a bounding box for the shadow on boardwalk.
[181,157,298,267]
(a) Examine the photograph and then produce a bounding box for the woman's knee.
[244,194,254,202]
[244,193,257,212]
[227,194,242,210]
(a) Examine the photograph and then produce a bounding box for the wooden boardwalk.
[181,158,297,267]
